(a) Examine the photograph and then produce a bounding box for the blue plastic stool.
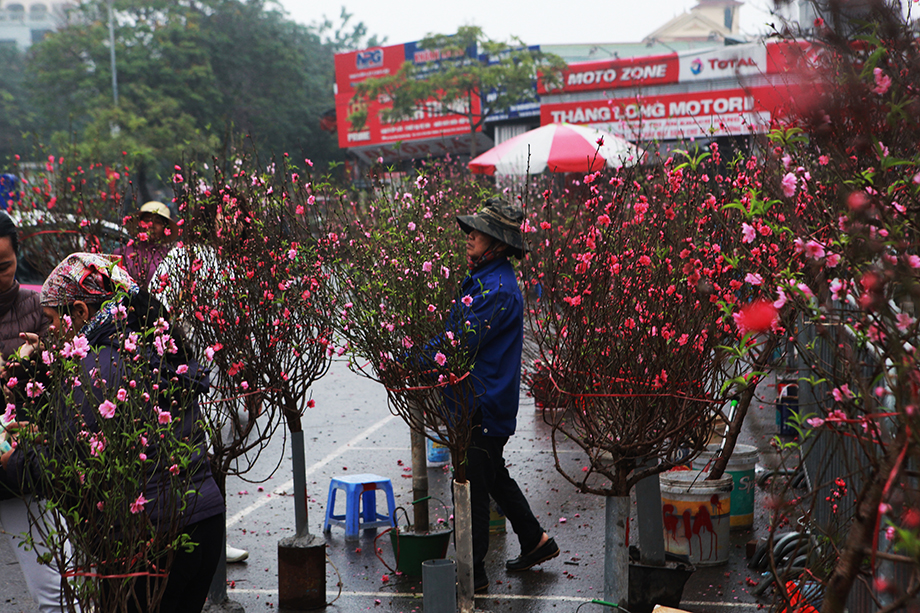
[322,474,396,539]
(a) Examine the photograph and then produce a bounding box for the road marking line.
[227,589,761,608]
[226,414,396,528]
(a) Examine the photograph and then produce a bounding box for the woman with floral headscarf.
[0,253,224,613]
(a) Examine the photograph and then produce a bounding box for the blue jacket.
[444,257,523,438]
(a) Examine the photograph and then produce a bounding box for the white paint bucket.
[660,470,733,566]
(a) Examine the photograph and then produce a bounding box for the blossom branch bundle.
[525,146,793,496]
[8,293,208,612]
[164,151,336,493]
[724,5,920,609]
[326,160,486,477]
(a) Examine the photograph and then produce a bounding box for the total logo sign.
[679,44,767,81]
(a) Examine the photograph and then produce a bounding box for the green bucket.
[389,529,453,576]
[387,499,453,576]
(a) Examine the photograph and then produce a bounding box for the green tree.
[0,44,34,163]
[23,0,362,199]
[26,0,225,200]
[348,26,566,157]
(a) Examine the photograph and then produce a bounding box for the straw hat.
[126,201,178,242]
[456,197,529,259]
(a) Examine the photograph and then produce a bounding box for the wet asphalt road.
[1,358,789,613]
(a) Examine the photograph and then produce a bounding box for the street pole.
[107,0,118,106]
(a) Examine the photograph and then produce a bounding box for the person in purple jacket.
[451,198,559,593]
[115,201,178,290]
[0,253,224,613]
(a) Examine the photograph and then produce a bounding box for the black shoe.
[474,574,489,592]
[506,537,560,571]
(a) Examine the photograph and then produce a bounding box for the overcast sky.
[278,0,786,47]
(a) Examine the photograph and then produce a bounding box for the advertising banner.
[677,44,768,82]
[334,41,484,150]
[540,85,796,141]
[539,41,802,97]
[345,132,495,165]
[538,54,680,95]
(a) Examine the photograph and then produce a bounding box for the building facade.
[0,1,73,48]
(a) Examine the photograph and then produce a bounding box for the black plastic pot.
[628,547,695,613]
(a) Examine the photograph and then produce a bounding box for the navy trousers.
[467,429,544,578]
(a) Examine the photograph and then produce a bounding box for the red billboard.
[538,54,680,95]
[540,84,801,141]
[334,43,482,151]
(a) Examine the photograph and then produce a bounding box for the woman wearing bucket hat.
[115,201,178,290]
[451,197,559,592]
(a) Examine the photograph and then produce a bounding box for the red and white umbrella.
[469,123,643,176]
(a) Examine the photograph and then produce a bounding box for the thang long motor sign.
[541,86,795,140]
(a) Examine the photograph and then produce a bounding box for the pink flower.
[830,279,847,301]
[427,304,436,313]
[99,399,116,419]
[638,255,651,266]
[154,335,178,356]
[176,364,188,375]
[401,336,414,349]
[461,295,473,307]
[408,222,416,231]
[733,300,778,334]
[907,255,920,269]
[781,172,798,198]
[804,240,826,259]
[169,464,180,476]
[818,155,829,165]
[744,273,763,286]
[25,381,44,398]
[595,136,604,146]
[825,253,840,268]
[831,384,853,402]
[116,388,128,402]
[41,350,54,365]
[205,343,222,361]
[563,295,582,307]
[3,403,15,423]
[441,266,450,279]
[806,417,825,428]
[124,333,138,353]
[130,494,148,514]
[773,287,787,309]
[896,312,914,332]
[156,408,172,425]
[114,304,127,321]
[62,336,90,360]
[741,223,756,244]
[422,261,432,272]
[434,352,447,366]
[89,434,106,457]
[872,67,892,95]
